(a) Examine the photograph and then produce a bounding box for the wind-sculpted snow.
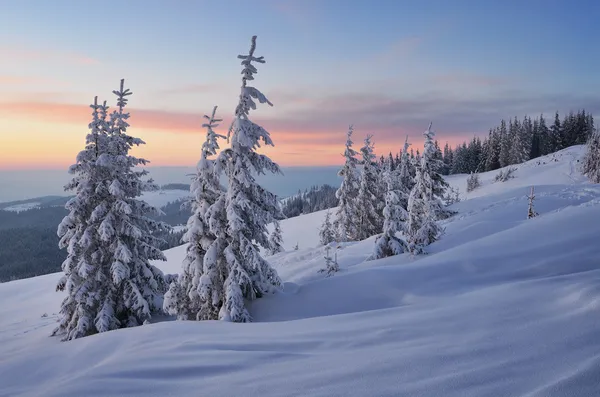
[1,146,599,396]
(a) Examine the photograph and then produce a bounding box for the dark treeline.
[0,228,65,282]
[444,110,594,175]
[160,183,190,191]
[0,200,191,282]
[381,110,594,176]
[281,185,338,218]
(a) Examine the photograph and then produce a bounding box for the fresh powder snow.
[0,146,599,396]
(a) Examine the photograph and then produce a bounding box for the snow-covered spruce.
[318,245,339,277]
[527,186,538,219]
[334,125,360,242]
[268,221,284,255]
[54,97,111,339]
[319,210,336,246]
[582,126,600,183]
[398,135,414,210]
[466,172,481,192]
[54,81,169,340]
[370,159,408,260]
[422,122,452,220]
[355,135,384,240]
[406,123,444,255]
[213,36,283,322]
[163,106,226,321]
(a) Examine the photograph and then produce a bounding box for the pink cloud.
[0,45,99,66]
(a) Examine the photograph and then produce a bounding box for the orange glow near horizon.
[0,102,472,170]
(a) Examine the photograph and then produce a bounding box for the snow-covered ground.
[1,146,600,397]
[1,202,41,213]
[140,189,190,208]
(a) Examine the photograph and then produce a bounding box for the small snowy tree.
[443,186,461,206]
[163,106,225,321]
[214,36,282,322]
[466,172,481,192]
[527,186,538,219]
[370,160,408,260]
[294,242,299,251]
[355,135,383,240]
[406,123,444,255]
[319,210,336,246]
[267,221,284,255]
[582,127,600,183]
[318,245,339,277]
[54,81,169,340]
[334,125,360,242]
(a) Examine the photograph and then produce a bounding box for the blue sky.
[0,0,598,167]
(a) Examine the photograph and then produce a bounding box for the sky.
[0,0,599,170]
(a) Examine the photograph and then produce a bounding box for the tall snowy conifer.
[214,36,282,322]
[406,123,444,254]
[54,81,168,340]
[163,106,225,320]
[355,135,383,240]
[334,125,360,242]
[398,135,415,209]
[499,119,511,168]
[54,97,111,339]
[370,155,408,260]
[422,123,450,219]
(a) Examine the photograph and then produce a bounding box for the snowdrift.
[1,146,599,397]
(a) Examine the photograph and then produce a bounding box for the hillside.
[0,189,191,282]
[1,146,599,396]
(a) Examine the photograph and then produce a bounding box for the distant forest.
[281,185,338,218]
[0,201,190,282]
[382,110,594,176]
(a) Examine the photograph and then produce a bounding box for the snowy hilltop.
[1,145,600,396]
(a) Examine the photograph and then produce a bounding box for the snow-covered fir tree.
[370,157,408,260]
[421,123,451,220]
[527,186,538,219]
[398,135,415,209]
[406,123,444,255]
[334,125,360,242]
[54,81,169,340]
[163,106,225,321]
[318,245,339,277]
[499,120,511,168]
[213,36,282,322]
[582,126,600,183]
[466,172,480,192]
[54,97,111,339]
[355,135,383,240]
[319,210,336,246]
[268,221,284,255]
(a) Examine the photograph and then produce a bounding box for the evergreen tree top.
[231,36,273,128]
[201,106,226,162]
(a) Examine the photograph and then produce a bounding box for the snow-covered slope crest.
[1,145,600,397]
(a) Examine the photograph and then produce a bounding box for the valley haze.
[0,166,341,203]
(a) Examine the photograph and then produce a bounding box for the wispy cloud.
[156,83,227,96]
[0,45,99,66]
[432,73,512,87]
[2,87,599,167]
[374,36,423,65]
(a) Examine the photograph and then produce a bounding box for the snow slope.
[1,202,41,213]
[1,146,600,397]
